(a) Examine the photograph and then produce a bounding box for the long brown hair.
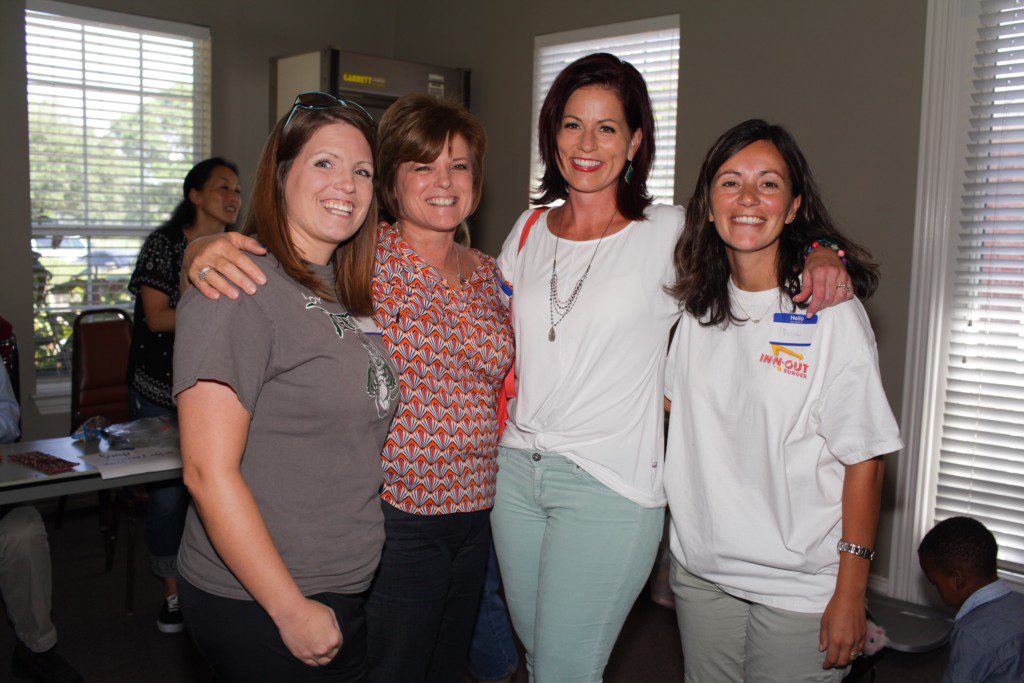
[669,119,878,327]
[241,105,378,315]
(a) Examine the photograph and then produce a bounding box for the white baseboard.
[868,573,889,596]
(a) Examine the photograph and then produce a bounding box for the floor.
[0,503,949,682]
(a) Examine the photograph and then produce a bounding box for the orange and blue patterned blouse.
[372,224,515,515]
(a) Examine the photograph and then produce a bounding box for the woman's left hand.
[819,589,867,669]
[794,248,854,316]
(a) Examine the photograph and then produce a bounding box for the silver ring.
[197,266,214,282]
[851,651,863,658]
[836,283,852,293]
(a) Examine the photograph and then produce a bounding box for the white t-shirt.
[497,204,683,507]
[664,283,903,613]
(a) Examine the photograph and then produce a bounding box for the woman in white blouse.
[492,54,851,682]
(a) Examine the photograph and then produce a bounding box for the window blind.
[935,0,1024,573]
[530,23,679,205]
[24,1,210,380]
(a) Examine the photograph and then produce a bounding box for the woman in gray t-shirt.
[173,96,398,682]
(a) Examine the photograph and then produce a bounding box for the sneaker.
[157,593,185,634]
[11,641,83,683]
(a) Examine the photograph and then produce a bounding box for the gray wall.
[391,0,927,586]
[1,0,927,585]
[0,0,397,438]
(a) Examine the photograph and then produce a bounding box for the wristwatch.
[837,540,876,562]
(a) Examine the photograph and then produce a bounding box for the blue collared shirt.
[0,364,19,444]
[945,580,1024,683]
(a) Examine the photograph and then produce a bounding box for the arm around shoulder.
[184,231,268,301]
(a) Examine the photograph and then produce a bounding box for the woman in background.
[125,157,240,634]
[664,119,900,681]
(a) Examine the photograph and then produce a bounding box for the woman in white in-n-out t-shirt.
[664,119,902,682]
[490,54,853,682]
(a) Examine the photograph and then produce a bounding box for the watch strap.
[837,540,876,562]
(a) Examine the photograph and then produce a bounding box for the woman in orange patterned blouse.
[363,94,514,682]
[184,94,514,682]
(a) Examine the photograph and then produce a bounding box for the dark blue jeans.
[128,388,188,579]
[467,541,519,681]
[366,503,491,683]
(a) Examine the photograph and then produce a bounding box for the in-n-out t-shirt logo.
[760,342,811,379]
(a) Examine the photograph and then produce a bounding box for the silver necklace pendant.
[733,291,779,324]
[548,210,617,341]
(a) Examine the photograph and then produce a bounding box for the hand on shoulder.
[185,232,268,301]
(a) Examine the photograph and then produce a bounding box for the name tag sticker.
[770,313,818,344]
[355,316,383,336]
[773,313,818,325]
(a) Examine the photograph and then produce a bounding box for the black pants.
[179,579,368,682]
[366,504,491,683]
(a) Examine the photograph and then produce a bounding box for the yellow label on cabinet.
[342,72,386,88]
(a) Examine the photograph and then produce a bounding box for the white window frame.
[29,0,210,44]
[24,0,211,409]
[893,0,1024,604]
[529,15,680,205]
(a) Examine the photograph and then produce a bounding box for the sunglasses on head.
[282,91,373,131]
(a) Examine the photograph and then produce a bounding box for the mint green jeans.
[491,447,664,683]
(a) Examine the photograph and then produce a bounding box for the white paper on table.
[81,446,182,479]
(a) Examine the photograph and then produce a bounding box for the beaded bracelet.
[804,238,848,265]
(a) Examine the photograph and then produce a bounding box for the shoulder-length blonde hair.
[375,94,486,224]
[241,105,378,315]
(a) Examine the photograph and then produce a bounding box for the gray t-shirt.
[173,253,399,599]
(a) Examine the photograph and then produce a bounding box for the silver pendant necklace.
[432,245,466,288]
[732,289,780,324]
[548,209,617,341]
[452,246,466,287]
[397,222,466,288]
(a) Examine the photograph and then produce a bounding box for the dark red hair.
[533,52,656,220]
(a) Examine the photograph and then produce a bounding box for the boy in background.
[919,516,1024,683]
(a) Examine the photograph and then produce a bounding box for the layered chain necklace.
[548,209,616,341]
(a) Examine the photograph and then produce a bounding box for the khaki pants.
[0,506,57,652]
[670,559,845,683]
